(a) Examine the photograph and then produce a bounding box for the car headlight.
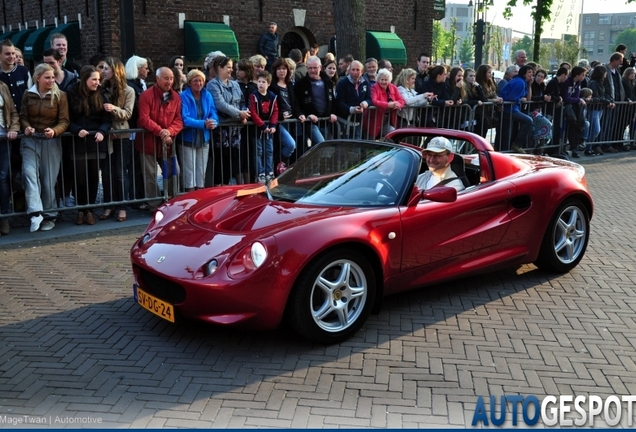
[228,242,269,277]
[139,234,151,246]
[251,242,267,268]
[204,259,218,276]
[154,210,164,223]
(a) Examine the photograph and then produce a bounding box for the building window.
[598,46,604,55]
[584,16,591,25]
[584,31,595,40]
[598,31,605,41]
[598,15,610,25]
[456,7,469,17]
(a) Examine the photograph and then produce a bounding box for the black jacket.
[294,72,336,117]
[67,84,112,153]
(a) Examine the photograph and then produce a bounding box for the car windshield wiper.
[264,180,273,201]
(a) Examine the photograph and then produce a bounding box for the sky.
[486,0,636,35]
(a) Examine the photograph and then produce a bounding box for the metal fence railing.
[1,100,634,220]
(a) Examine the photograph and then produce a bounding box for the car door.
[400,179,517,271]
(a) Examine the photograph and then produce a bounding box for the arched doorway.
[280,27,316,58]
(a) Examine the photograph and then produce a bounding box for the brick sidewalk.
[0,154,635,427]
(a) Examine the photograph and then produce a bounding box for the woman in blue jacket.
[180,69,219,191]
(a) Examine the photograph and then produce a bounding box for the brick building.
[0,0,434,72]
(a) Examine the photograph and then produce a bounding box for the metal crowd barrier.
[2,100,635,220]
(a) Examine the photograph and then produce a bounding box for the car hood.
[133,189,375,279]
[189,191,356,234]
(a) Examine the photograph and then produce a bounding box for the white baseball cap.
[424,137,452,153]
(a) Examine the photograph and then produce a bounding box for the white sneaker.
[40,220,55,231]
[30,215,44,232]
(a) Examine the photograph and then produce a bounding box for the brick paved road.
[1,154,635,428]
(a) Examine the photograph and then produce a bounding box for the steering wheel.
[376,178,399,201]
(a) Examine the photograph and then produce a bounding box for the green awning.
[10,28,36,51]
[23,26,55,61]
[51,22,81,60]
[366,31,407,66]
[0,30,18,42]
[184,21,239,63]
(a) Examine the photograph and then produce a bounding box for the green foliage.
[512,35,533,59]
[537,42,552,69]
[551,39,586,67]
[504,0,554,61]
[432,21,451,63]
[616,28,636,55]
[459,37,475,66]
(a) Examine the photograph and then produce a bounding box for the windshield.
[270,141,418,206]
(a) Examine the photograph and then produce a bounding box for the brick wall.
[1,0,434,70]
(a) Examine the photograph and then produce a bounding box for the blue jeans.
[511,110,533,148]
[0,139,10,214]
[256,133,274,176]
[589,110,603,143]
[278,125,296,158]
[310,123,328,145]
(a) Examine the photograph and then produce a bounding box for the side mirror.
[407,186,457,206]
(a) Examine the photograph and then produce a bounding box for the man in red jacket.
[135,67,183,209]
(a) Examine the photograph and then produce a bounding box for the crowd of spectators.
[1,21,636,236]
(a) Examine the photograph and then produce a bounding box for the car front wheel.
[535,198,590,273]
[288,249,376,344]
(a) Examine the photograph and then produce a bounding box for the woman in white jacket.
[395,68,433,127]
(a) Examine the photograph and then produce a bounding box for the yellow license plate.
[134,284,175,323]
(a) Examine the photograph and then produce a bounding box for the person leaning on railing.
[499,65,534,153]
[394,67,432,127]
[364,68,405,139]
[19,63,69,232]
[67,65,113,225]
[0,80,20,236]
[621,67,636,148]
[101,57,135,222]
[475,65,503,139]
[179,69,218,192]
[586,65,614,155]
[420,65,455,127]
[463,68,489,137]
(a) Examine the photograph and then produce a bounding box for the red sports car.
[130,128,593,343]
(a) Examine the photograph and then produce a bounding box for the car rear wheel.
[288,249,375,344]
[534,199,589,273]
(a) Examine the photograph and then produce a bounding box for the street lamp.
[468,0,493,66]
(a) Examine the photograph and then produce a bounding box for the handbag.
[564,104,577,124]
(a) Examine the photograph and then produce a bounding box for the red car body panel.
[130,128,593,332]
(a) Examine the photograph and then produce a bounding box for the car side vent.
[511,195,531,210]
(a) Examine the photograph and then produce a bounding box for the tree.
[616,28,636,55]
[488,25,505,70]
[537,42,552,70]
[504,0,553,62]
[432,21,451,64]
[333,1,366,61]
[551,39,586,67]
[458,37,474,67]
[512,35,533,60]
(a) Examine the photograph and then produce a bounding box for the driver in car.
[416,137,465,192]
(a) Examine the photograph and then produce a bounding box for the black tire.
[287,249,376,344]
[534,198,590,273]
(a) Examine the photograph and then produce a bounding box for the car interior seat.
[449,155,471,188]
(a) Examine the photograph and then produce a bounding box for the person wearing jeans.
[294,56,338,147]
[0,81,20,235]
[500,65,535,153]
